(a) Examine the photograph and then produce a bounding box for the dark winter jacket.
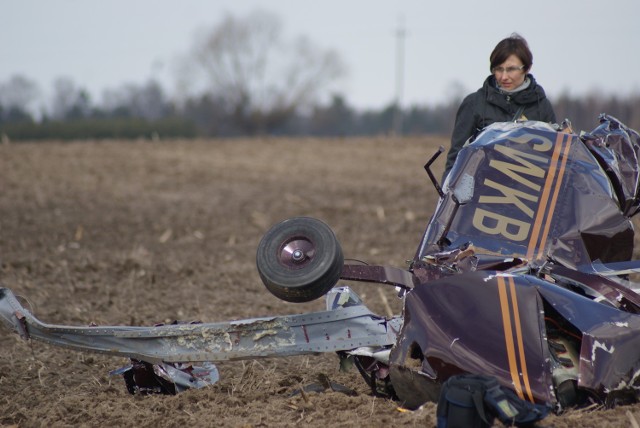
[443,74,556,179]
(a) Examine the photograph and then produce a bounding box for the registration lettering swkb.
[471,134,552,242]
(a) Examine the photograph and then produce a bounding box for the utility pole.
[392,15,406,136]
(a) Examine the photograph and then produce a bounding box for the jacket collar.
[483,74,546,107]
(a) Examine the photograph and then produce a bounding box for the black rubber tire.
[256,217,344,303]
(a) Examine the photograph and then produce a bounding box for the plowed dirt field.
[1,137,639,427]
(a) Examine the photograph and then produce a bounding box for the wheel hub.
[292,249,305,261]
[279,237,315,269]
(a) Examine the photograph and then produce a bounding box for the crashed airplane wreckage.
[2,114,640,412]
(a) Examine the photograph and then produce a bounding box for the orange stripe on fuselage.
[526,132,567,260]
[507,276,535,402]
[536,135,572,260]
[497,275,525,400]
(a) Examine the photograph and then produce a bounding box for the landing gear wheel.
[256,217,344,303]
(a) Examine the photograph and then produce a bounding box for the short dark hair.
[489,33,533,72]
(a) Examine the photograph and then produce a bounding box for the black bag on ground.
[436,373,550,428]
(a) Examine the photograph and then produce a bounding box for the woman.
[443,33,556,179]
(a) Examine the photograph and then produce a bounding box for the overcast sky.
[2,0,639,111]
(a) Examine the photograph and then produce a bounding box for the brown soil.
[1,137,639,427]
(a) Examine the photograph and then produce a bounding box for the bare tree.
[187,10,346,133]
[0,74,41,115]
[50,76,94,120]
[50,76,85,119]
[102,80,170,120]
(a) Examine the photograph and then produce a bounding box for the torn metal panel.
[0,287,401,364]
[582,114,640,217]
[532,277,640,400]
[111,360,221,395]
[416,119,635,266]
[579,321,640,400]
[391,267,640,408]
[390,271,555,407]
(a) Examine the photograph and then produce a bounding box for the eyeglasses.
[492,65,525,75]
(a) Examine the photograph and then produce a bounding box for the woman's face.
[493,54,527,91]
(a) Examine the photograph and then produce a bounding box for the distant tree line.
[553,92,640,134]
[1,77,638,142]
[1,10,638,141]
